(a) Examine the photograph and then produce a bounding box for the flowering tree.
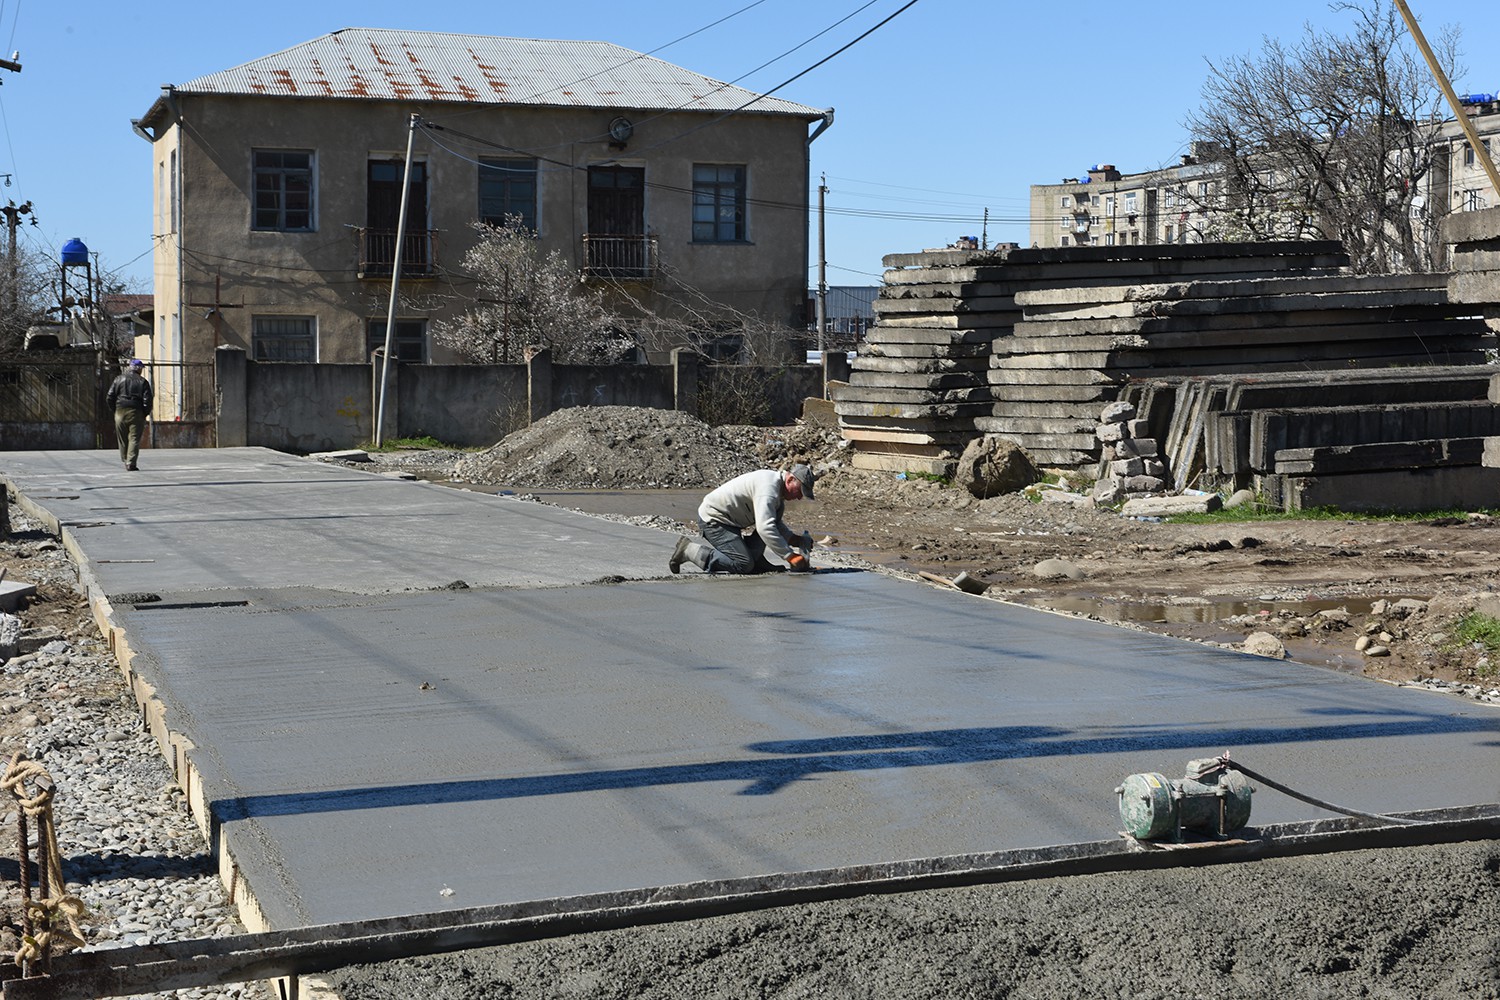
[434,220,631,364]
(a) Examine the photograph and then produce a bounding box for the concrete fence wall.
[216,346,839,454]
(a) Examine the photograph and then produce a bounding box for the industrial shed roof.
[141,27,826,122]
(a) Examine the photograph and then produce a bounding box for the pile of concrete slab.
[1115,367,1500,511]
[837,242,1359,474]
[837,241,1496,484]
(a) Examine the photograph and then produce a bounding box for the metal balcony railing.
[582,234,658,280]
[357,228,440,278]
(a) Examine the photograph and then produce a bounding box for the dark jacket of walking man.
[105,360,153,471]
[670,464,817,575]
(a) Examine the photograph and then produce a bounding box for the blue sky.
[3,0,1498,292]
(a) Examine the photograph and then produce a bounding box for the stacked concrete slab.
[1446,207,1500,478]
[839,242,1354,474]
[838,241,1495,496]
[997,268,1490,468]
[1116,367,1500,511]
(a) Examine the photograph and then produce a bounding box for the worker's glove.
[786,552,811,573]
[799,531,814,553]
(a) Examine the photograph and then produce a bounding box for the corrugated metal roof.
[173,28,826,118]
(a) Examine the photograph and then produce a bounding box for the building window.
[1091,195,1101,207]
[1124,192,1138,213]
[478,157,538,230]
[1464,189,1482,212]
[366,319,427,363]
[692,164,747,242]
[1059,236,1070,246]
[253,316,315,361]
[253,150,314,231]
[1090,215,1101,226]
[1060,195,1071,208]
[1197,181,1211,198]
[1164,224,1175,243]
[1105,233,1116,246]
[1105,197,1115,215]
[1059,215,1069,229]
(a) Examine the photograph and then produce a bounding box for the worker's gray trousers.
[699,520,781,575]
[115,407,146,468]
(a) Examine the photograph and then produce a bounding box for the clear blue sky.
[2,0,1498,292]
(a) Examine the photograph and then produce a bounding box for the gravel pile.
[1,510,268,999]
[454,406,761,488]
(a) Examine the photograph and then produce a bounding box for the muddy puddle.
[1005,594,1417,625]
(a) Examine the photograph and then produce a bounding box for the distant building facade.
[1028,100,1500,257]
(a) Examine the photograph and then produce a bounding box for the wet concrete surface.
[3,448,1498,932]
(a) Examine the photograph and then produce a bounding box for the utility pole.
[2,200,33,315]
[375,114,420,448]
[816,174,827,365]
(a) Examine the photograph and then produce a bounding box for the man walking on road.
[670,464,817,575]
[105,360,153,471]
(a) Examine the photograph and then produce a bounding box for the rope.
[1211,752,1423,827]
[3,752,89,970]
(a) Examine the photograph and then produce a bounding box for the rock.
[1242,632,1286,658]
[1100,401,1136,423]
[953,436,1040,499]
[1365,645,1391,657]
[1224,489,1257,509]
[1092,479,1123,504]
[1355,635,1372,652]
[1039,489,1095,509]
[1121,475,1164,493]
[1033,558,1084,580]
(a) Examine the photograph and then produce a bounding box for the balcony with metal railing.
[357,229,441,279]
[582,234,658,281]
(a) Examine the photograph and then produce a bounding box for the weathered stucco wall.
[223,351,825,453]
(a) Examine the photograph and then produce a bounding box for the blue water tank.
[1460,92,1496,104]
[61,238,89,266]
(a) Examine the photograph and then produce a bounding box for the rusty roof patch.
[167,28,825,118]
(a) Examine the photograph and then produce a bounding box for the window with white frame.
[1124,191,1137,213]
[253,150,314,231]
[478,157,538,230]
[692,164,747,242]
[252,316,315,361]
[1061,195,1071,208]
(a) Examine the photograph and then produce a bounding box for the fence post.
[822,351,850,396]
[215,346,248,448]
[672,347,700,417]
[527,347,553,424]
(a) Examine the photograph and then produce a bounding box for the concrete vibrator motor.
[1116,755,1254,841]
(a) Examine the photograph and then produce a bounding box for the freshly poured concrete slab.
[0,448,669,592]
[4,448,1498,931]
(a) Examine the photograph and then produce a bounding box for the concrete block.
[1440,205,1500,246]
[1096,423,1126,443]
[1100,401,1136,423]
[1125,419,1151,438]
[1142,458,1166,478]
[1283,465,1500,513]
[1122,475,1164,493]
[1111,457,1145,477]
[1120,493,1223,517]
[0,579,37,613]
[1115,437,1158,459]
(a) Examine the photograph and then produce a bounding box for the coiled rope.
[3,751,88,972]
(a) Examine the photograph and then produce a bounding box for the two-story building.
[131,28,832,418]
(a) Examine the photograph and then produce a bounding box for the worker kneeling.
[671,464,816,575]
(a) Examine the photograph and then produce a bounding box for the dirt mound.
[454,406,765,488]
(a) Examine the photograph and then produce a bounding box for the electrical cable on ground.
[1212,753,1424,827]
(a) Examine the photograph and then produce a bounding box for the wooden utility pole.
[187,272,243,351]
[2,200,33,314]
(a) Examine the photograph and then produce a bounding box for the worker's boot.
[669,536,713,574]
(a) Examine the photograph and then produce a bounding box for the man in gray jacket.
[105,359,153,471]
[670,464,816,575]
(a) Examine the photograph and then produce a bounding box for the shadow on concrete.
[213,709,1499,821]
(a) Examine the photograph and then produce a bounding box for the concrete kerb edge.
[2,474,280,947]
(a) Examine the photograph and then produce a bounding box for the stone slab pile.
[1090,400,1168,503]
[1114,366,1500,512]
[1445,206,1500,476]
[838,242,1352,475]
[994,266,1490,469]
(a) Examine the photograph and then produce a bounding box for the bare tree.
[1183,0,1461,273]
[433,219,630,364]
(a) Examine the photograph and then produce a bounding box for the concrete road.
[3,448,1497,930]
